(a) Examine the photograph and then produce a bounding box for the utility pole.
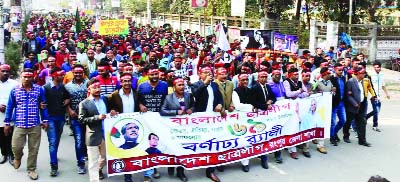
[349,0,353,35]
[0,0,4,64]
[147,0,151,25]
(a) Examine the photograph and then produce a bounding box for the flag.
[217,23,230,52]
[75,8,82,33]
[191,0,208,8]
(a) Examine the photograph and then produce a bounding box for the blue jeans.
[331,102,346,138]
[366,100,381,127]
[47,115,66,166]
[71,119,87,166]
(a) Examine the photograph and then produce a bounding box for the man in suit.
[160,78,195,182]
[330,63,347,146]
[190,65,223,182]
[214,67,235,116]
[343,67,371,147]
[78,78,110,182]
[249,70,276,169]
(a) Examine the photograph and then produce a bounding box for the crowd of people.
[0,14,391,182]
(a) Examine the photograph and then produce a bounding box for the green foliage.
[75,8,82,33]
[5,42,22,79]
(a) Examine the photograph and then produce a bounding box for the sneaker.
[153,168,160,179]
[312,139,318,144]
[50,165,58,177]
[28,171,39,180]
[99,170,105,180]
[144,176,152,182]
[372,127,381,132]
[317,147,328,154]
[77,165,86,174]
[13,159,21,169]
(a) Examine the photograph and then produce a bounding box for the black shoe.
[359,142,371,147]
[50,165,58,177]
[8,156,14,166]
[343,137,351,143]
[261,161,269,169]
[99,170,105,180]
[0,155,7,164]
[216,166,224,172]
[124,174,133,182]
[177,173,188,182]
[303,151,311,158]
[242,165,249,172]
[177,169,188,182]
[168,167,174,176]
[334,135,340,142]
[330,139,338,146]
[275,157,283,164]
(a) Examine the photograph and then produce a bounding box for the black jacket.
[330,75,346,107]
[250,82,277,110]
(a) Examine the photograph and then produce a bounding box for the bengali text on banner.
[104,93,332,176]
[98,19,129,35]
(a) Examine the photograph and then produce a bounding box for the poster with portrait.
[239,30,273,51]
[104,94,331,176]
[273,32,299,54]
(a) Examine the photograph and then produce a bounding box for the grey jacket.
[160,92,195,116]
[345,77,366,114]
[78,96,109,146]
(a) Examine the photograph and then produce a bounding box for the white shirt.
[94,52,106,61]
[370,72,385,98]
[206,84,214,112]
[357,79,364,102]
[0,79,18,126]
[119,89,135,113]
[77,53,89,65]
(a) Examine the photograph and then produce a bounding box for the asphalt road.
[1,67,399,182]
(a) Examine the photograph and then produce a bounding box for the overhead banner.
[191,0,208,8]
[231,0,246,17]
[105,94,332,176]
[111,0,121,7]
[239,29,273,51]
[98,19,129,35]
[273,32,299,54]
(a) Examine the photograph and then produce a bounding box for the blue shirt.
[4,84,48,128]
[137,81,168,112]
[92,96,107,115]
[23,60,35,69]
[268,81,286,99]
[61,62,72,72]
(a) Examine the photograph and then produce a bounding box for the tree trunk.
[295,0,302,20]
[305,0,310,30]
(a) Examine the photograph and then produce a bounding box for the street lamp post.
[0,0,4,64]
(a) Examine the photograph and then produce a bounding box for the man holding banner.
[78,78,110,182]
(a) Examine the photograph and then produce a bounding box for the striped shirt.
[4,84,48,128]
[65,79,89,113]
[96,75,120,97]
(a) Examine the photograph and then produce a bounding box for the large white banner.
[231,0,246,17]
[104,94,332,176]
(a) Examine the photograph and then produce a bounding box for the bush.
[5,42,22,79]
